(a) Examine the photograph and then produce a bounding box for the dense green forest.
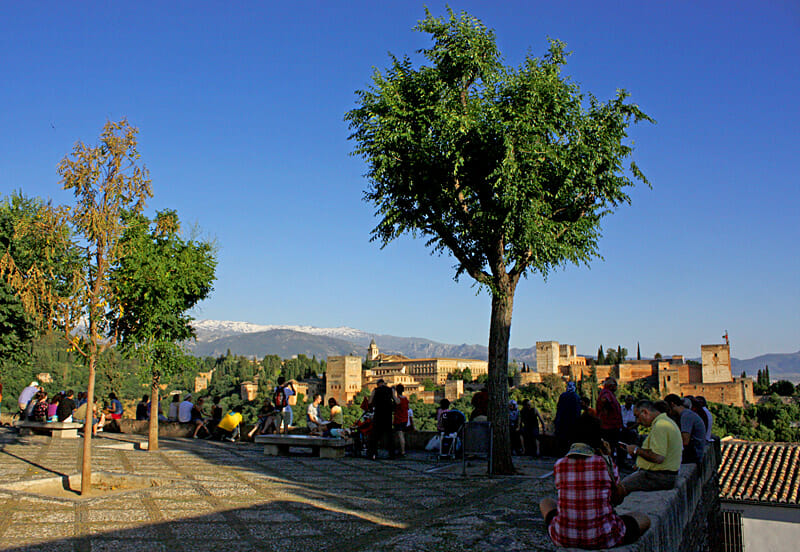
[4,338,798,443]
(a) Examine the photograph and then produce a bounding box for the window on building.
[720,510,743,552]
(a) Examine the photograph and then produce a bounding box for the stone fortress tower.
[326,355,363,406]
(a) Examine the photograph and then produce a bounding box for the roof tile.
[719,440,800,505]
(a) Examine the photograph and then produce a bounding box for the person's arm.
[623,443,665,464]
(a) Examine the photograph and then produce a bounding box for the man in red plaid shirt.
[540,415,650,549]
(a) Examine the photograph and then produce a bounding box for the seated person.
[664,394,706,464]
[47,394,60,422]
[191,397,210,438]
[136,394,149,421]
[247,399,280,439]
[540,415,650,549]
[57,390,76,422]
[214,405,243,442]
[306,394,329,435]
[73,401,104,436]
[327,397,344,430]
[31,392,50,422]
[104,392,124,421]
[620,400,682,494]
[167,394,181,422]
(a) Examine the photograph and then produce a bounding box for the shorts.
[544,511,641,546]
[393,423,408,432]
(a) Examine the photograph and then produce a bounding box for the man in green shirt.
[620,400,682,494]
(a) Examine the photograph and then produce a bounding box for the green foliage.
[346,8,651,473]
[709,398,800,442]
[768,380,796,397]
[597,345,605,365]
[110,209,216,384]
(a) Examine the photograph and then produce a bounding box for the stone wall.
[612,438,722,552]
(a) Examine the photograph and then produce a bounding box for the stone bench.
[15,421,84,439]
[254,434,352,458]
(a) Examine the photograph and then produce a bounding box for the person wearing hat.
[540,415,650,549]
[17,381,40,420]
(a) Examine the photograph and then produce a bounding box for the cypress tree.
[597,345,605,365]
[637,342,641,360]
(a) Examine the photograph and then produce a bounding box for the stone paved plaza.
[0,429,561,552]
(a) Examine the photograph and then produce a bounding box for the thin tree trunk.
[487,277,518,475]
[80,344,96,495]
[148,372,160,451]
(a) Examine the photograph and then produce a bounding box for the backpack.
[274,386,287,409]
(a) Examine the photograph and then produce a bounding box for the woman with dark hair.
[540,415,650,549]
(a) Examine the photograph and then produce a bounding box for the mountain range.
[188,320,800,382]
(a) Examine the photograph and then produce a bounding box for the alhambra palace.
[325,339,754,408]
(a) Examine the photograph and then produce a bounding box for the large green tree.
[109,209,216,450]
[346,9,652,473]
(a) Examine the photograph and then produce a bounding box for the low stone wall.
[608,438,722,552]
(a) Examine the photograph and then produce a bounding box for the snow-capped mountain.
[191,319,372,344]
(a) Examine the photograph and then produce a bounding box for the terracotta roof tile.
[719,440,800,505]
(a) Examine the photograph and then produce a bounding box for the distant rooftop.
[719,439,800,506]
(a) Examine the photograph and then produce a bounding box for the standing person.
[540,415,650,549]
[435,399,451,431]
[554,381,581,455]
[509,400,522,455]
[135,394,149,421]
[620,395,639,465]
[597,377,624,465]
[178,394,193,423]
[368,379,397,460]
[57,390,76,422]
[695,396,714,443]
[17,381,39,419]
[392,384,410,456]
[520,399,545,457]
[664,394,706,464]
[620,400,682,495]
[274,377,296,433]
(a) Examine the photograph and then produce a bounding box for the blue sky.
[2,1,798,360]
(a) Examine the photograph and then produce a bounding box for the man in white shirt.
[178,394,194,423]
[306,394,328,435]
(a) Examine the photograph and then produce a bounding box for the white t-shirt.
[178,400,193,423]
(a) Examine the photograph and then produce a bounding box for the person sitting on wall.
[619,400,682,495]
[540,414,651,549]
[190,397,210,439]
[167,393,181,422]
[664,394,706,464]
[135,394,149,421]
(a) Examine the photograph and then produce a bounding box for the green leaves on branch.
[346,9,653,292]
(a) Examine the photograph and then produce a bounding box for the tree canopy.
[346,9,652,473]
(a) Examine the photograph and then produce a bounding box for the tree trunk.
[80,345,96,495]
[148,372,160,451]
[487,276,518,475]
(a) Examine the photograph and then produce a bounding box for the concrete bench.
[254,434,352,458]
[15,421,84,439]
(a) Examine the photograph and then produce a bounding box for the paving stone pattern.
[0,429,560,552]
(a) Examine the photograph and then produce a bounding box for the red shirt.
[393,396,409,424]
[549,454,626,549]
[597,388,623,430]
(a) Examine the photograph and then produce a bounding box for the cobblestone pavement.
[0,428,560,552]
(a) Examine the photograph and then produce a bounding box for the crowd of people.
[15,381,128,436]
[541,376,716,549]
